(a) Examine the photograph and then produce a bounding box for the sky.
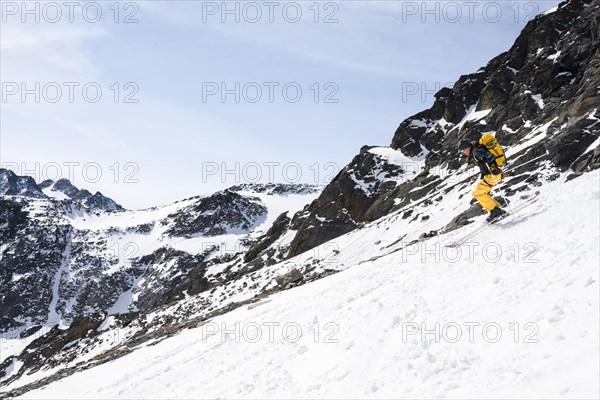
[0,0,561,209]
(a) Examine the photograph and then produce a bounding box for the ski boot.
[486,207,507,223]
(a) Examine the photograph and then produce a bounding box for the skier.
[459,137,507,222]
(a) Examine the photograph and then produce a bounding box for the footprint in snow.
[336,369,350,380]
[368,381,380,393]
[584,277,596,287]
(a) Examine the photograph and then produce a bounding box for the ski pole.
[484,149,549,210]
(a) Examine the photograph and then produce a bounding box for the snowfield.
[19,171,600,399]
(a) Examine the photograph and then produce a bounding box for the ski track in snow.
[17,171,600,399]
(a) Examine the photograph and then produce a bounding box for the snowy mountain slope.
[13,170,599,399]
[288,0,600,257]
[1,0,599,396]
[0,181,322,334]
[1,136,596,397]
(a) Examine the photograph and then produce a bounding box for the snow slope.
[65,189,315,259]
[19,171,600,399]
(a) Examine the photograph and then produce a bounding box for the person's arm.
[474,148,497,166]
[474,148,498,176]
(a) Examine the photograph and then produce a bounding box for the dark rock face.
[0,199,72,331]
[168,263,210,299]
[51,178,81,198]
[287,147,407,258]
[0,196,141,331]
[390,73,487,156]
[567,144,600,179]
[244,212,291,263]
[286,0,600,257]
[363,170,442,222]
[163,190,267,237]
[0,169,46,198]
[133,247,208,311]
[54,230,145,320]
[0,198,29,242]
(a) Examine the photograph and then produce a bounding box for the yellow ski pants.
[472,174,503,212]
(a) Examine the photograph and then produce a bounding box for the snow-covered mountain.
[7,171,600,399]
[0,175,322,334]
[287,0,600,258]
[1,0,599,397]
[39,178,123,211]
[0,169,123,211]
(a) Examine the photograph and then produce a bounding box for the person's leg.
[472,175,501,212]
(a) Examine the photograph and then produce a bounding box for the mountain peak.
[49,178,82,198]
[0,168,46,198]
[0,168,124,211]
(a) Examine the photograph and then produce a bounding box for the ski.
[489,197,537,224]
[445,195,539,248]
